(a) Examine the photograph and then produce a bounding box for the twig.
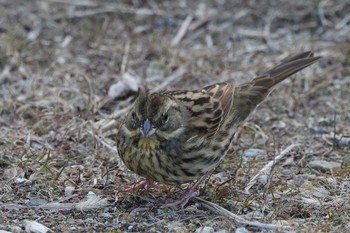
[188,16,210,32]
[121,40,130,74]
[244,143,301,192]
[91,132,118,154]
[336,14,350,29]
[317,3,330,26]
[152,66,188,92]
[236,28,266,38]
[194,197,292,231]
[47,0,100,7]
[264,12,280,51]
[171,15,193,46]
[54,4,166,20]
[95,105,132,132]
[83,74,93,113]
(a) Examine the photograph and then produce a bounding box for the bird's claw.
[161,190,199,208]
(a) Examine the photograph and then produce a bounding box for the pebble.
[195,226,214,233]
[27,197,48,206]
[313,186,330,199]
[86,191,96,200]
[245,210,265,218]
[100,213,113,219]
[243,148,267,160]
[23,220,52,233]
[307,160,341,172]
[216,230,227,233]
[15,178,28,184]
[235,227,249,233]
[258,174,269,185]
[65,186,75,196]
[337,136,350,148]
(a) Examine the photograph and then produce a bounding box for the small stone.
[172,227,187,233]
[86,191,96,200]
[243,148,266,160]
[56,56,66,64]
[272,121,286,129]
[313,186,330,199]
[65,186,75,196]
[10,226,21,233]
[15,178,28,184]
[24,220,52,233]
[307,160,341,172]
[216,230,227,233]
[310,127,329,135]
[27,197,48,206]
[266,192,281,200]
[245,210,265,218]
[337,136,350,148]
[195,226,214,233]
[258,174,269,185]
[167,221,186,232]
[235,227,249,233]
[343,181,350,192]
[346,223,350,230]
[100,213,113,219]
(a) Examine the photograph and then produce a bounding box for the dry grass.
[0,0,349,232]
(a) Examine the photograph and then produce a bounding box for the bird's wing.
[167,82,234,138]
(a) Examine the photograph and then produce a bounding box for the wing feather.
[167,82,233,138]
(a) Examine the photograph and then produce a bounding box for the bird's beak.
[141,119,156,137]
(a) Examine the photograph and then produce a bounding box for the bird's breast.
[137,137,161,151]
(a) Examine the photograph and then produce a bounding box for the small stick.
[194,197,292,231]
[95,105,132,132]
[152,67,188,92]
[91,132,118,154]
[54,5,166,20]
[245,143,301,192]
[171,15,193,46]
[121,40,130,74]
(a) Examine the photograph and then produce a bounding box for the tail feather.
[232,51,321,121]
[279,51,314,63]
[258,53,321,87]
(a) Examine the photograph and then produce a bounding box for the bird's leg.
[125,179,168,192]
[162,174,209,208]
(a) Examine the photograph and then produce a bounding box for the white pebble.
[64,186,75,196]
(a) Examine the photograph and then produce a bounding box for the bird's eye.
[163,112,169,123]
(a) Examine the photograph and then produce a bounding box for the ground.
[0,0,349,232]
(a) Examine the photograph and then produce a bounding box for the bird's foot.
[161,174,209,208]
[125,179,168,192]
[161,189,199,208]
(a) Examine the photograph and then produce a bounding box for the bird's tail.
[232,51,321,121]
[252,51,321,88]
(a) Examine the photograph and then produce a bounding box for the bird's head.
[122,92,188,145]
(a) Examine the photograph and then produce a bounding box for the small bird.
[116,51,321,207]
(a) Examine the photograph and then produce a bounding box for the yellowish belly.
[137,137,160,151]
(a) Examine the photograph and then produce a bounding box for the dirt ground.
[0,0,349,232]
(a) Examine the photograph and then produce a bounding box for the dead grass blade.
[194,197,292,231]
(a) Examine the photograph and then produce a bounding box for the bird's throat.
[138,137,160,151]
